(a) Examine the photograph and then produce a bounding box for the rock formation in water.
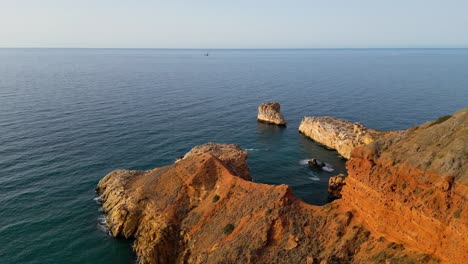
[328,174,347,199]
[97,111,468,264]
[257,102,287,126]
[298,116,386,159]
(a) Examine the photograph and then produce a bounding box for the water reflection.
[256,121,286,143]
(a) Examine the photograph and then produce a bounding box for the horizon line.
[1,47,468,50]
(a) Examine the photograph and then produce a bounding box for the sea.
[1,48,467,263]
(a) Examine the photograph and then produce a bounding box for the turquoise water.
[1,49,467,263]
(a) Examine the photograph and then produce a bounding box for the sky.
[1,0,467,48]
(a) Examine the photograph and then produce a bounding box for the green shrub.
[223,224,235,235]
[363,230,371,237]
[335,230,343,237]
[212,195,220,203]
[401,182,407,190]
[453,208,462,219]
[428,115,452,127]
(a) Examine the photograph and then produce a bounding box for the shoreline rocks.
[298,116,386,159]
[257,102,287,126]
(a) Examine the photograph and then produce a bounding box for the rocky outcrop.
[181,142,251,181]
[328,174,347,199]
[342,108,468,263]
[299,116,386,159]
[97,143,445,264]
[257,102,287,126]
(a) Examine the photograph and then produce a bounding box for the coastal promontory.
[97,106,468,264]
[97,143,432,263]
[257,102,287,126]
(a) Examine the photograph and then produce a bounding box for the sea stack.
[298,116,385,159]
[257,102,287,126]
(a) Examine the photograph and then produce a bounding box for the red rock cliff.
[342,108,468,263]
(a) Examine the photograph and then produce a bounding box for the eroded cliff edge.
[343,108,468,263]
[299,116,386,159]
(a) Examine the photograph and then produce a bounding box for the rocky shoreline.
[97,107,467,263]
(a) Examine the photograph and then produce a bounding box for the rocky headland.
[342,108,468,263]
[97,108,467,263]
[257,102,287,126]
[298,116,386,159]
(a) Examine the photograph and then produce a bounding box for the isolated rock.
[257,102,287,126]
[299,116,386,159]
[308,158,325,169]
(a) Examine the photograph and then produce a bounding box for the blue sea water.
[0,48,467,263]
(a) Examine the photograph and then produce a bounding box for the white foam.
[97,215,107,225]
[93,196,102,204]
[308,176,320,181]
[299,159,309,165]
[245,148,260,152]
[97,215,110,234]
[322,164,334,172]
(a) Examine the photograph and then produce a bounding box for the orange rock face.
[97,141,449,263]
[342,108,468,263]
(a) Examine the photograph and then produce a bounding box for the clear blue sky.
[1,0,467,48]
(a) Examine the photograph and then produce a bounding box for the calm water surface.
[1,49,467,263]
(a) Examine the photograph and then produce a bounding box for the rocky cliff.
[328,174,347,199]
[298,116,386,159]
[342,108,468,263]
[257,102,287,126]
[96,138,460,263]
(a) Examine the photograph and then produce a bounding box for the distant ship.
[204,52,209,56]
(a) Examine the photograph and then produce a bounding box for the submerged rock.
[307,158,326,169]
[298,116,386,159]
[257,102,287,126]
